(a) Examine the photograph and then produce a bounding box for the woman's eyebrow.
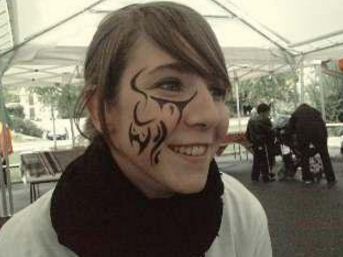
[147,62,197,76]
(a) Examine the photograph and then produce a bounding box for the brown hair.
[75,1,231,140]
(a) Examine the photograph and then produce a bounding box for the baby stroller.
[272,115,297,178]
[293,143,324,182]
[273,125,296,179]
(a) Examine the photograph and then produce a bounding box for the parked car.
[46,127,68,140]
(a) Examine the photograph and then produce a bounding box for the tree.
[233,72,299,115]
[3,88,20,104]
[56,85,81,119]
[32,84,82,147]
[31,86,61,112]
[31,84,81,119]
[306,62,343,122]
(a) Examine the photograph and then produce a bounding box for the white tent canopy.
[1,0,343,85]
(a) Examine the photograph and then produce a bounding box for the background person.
[287,103,336,185]
[246,103,276,182]
[0,2,272,257]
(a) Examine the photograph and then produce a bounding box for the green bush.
[7,105,25,118]
[11,117,43,137]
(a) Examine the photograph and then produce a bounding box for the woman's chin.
[171,175,208,195]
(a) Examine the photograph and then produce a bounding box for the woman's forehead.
[126,36,179,68]
[119,35,228,90]
[122,40,180,79]
[124,36,207,78]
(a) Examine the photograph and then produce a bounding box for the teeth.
[192,146,202,156]
[170,145,207,156]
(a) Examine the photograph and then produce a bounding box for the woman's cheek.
[217,106,229,141]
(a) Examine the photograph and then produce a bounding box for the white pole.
[317,65,326,121]
[0,157,8,217]
[0,0,17,215]
[0,83,8,217]
[300,59,305,103]
[61,70,77,148]
[234,72,242,159]
[51,104,57,150]
[234,72,241,132]
[0,161,7,217]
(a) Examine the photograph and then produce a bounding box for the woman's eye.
[210,88,227,101]
[155,79,183,92]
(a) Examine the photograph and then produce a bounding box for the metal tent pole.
[233,72,243,160]
[0,158,8,217]
[290,29,343,48]
[61,70,77,148]
[299,60,305,103]
[0,83,8,217]
[0,0,108,58]
[51,104,57,150]
[0,55,15,217]
[233,71,241,131]
[0,0,18,217]
[316,65,326,121]
[209,0,293,56]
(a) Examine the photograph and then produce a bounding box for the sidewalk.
[218,153,343,257]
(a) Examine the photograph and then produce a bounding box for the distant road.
[13,139,74,153]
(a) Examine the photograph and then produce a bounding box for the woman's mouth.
[168,144,208,157]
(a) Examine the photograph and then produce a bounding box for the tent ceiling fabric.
[0,1,13,54]
[2,0,343,86]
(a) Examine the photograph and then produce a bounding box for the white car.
[46,127,68,140]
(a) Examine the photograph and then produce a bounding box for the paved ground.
[218,153,343,257]
[1,148,343,257]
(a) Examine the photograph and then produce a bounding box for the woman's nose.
[183,86,221,129]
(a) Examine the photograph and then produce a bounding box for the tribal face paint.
[128,69,197,165]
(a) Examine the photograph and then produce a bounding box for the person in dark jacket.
[246,103,275,182]
[287,103,336,185]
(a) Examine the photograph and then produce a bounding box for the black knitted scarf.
[50,137,224,257]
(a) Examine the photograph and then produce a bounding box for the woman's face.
[91,36,229,197]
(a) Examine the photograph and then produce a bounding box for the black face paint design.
[150,121,167,164]
[129,123,151,154]
[128,69,197,164]
[150,93,197,124]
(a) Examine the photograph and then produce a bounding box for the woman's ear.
[86,90,102,132]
